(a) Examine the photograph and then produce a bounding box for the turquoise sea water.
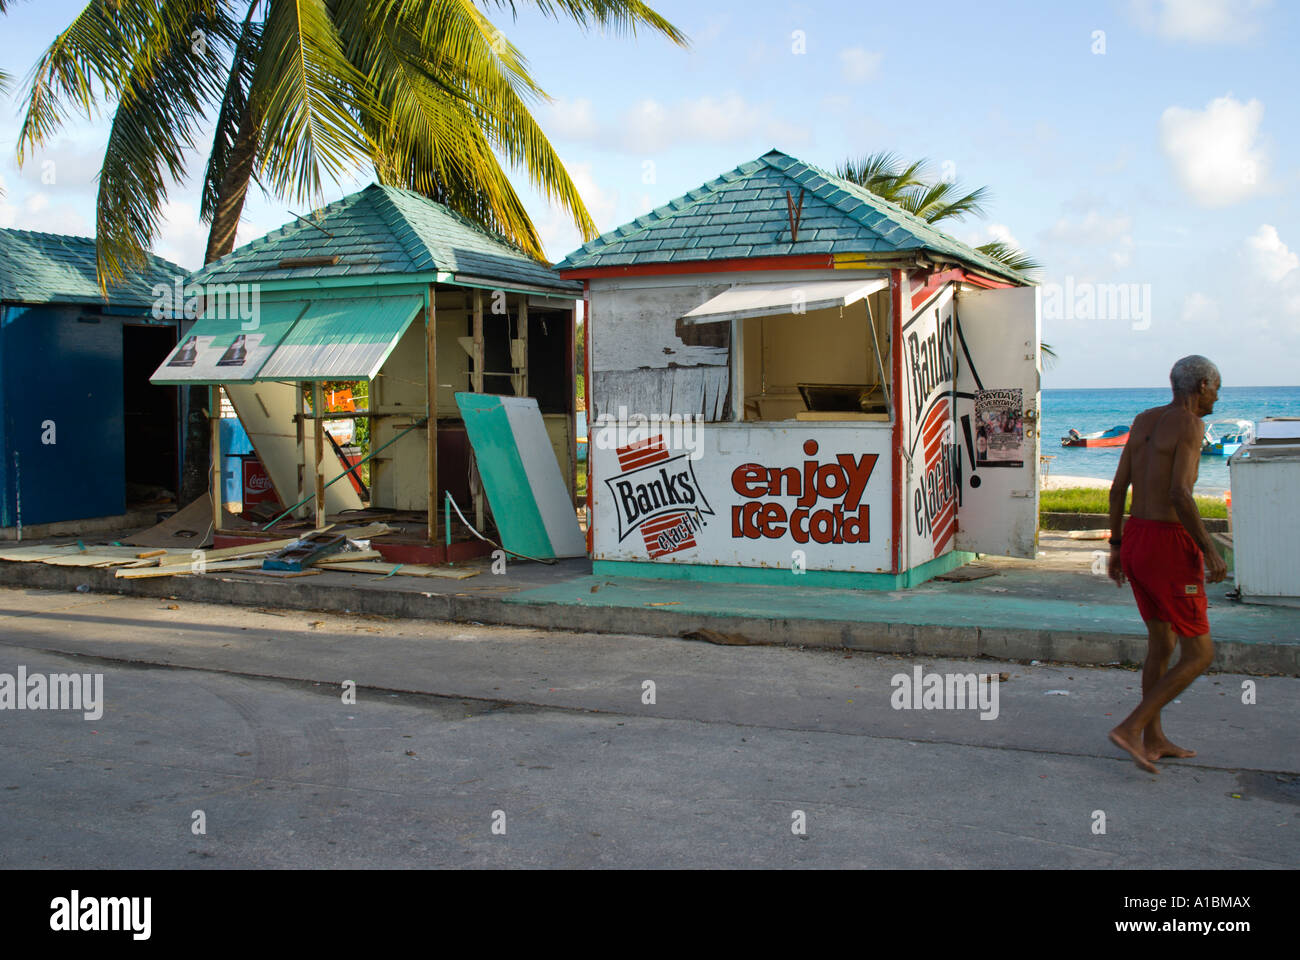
[1040,387,1300,495]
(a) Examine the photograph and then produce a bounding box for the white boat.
[1202,419,1254,457]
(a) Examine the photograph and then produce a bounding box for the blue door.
[2,305,125,526]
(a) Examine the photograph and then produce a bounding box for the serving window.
[736,286,891,423]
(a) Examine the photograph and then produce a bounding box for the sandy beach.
[1041,473,1110,491]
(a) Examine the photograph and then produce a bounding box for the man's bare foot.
[1110,727,1159,774]
[1144,738,1196,761]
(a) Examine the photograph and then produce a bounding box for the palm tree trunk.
[179,101,260,507]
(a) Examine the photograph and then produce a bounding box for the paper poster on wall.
[974,388,1024,468]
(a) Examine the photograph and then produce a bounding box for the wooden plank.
[155,537,298,566]
[115,558,265,579]
[335,523,395,540]
[313,382,325,531]
[322,560,480,580]
[317,549,383,564]
[43,547,151,567]
[210,385,222,535]
[0,545,83,562]
[426,285,438,544]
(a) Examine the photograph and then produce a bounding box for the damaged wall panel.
[589,281,732,421]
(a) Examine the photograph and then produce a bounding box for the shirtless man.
[1106,355,1229,773]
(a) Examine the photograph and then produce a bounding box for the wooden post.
[209,385,222,535]
[515,295,529,397]
[426,286,438,543]
[312,382,325,530]
[471,288,485,531]
[295,383,307,519]
[472,288,484,393]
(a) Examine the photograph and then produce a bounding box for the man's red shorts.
[1120,516,1210,637]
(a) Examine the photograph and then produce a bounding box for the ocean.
[1040,386,1300,495]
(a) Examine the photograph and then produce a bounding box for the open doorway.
[123,324,179,507]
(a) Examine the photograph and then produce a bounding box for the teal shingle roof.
[556,150,1029,284]
[192,184,580,294]
[0,229,186,308]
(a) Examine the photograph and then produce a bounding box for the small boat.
[1061,424,1130,448]
[1202,419,1254,457]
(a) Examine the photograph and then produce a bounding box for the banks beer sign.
[602,432,886,565]
[606,435,714,558]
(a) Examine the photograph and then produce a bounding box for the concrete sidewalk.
[1,532,1296,673]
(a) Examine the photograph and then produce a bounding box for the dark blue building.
[0,229,187,531]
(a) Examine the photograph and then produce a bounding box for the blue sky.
[2,0,1297,389]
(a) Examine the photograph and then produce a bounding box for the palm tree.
[15,0,686,503]
[837,150,1055,366]
[16,0,687,284]
[836,151,1039,274]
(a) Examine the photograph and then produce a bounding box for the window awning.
[150,301,308,384]
[255,295,423,381]
[150,294,423,385]
[679,277,889,325]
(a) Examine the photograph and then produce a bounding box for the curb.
[1,561,1294,675]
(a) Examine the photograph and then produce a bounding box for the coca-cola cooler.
[240,455,280,518]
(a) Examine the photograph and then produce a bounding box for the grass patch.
[576,461,587,500]
[1040,487,1227,518]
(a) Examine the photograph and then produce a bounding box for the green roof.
[556,149,1029,284]
[0,228,186,308]
[193,183,580,294]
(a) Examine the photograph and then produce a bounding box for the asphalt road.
[0,587,1295,868]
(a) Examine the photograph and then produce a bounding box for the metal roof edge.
[447,274,582,298]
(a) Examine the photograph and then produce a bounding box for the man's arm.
[1170,417,1227,583]
[1107,432,1133,586]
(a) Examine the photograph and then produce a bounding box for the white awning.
[680,277,889,325]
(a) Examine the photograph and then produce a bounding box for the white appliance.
[1229,419,1300,606]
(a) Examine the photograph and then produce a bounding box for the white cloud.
[544,98,600,141]
[551,94,809,154]
[1130,0,1272,44]
[839,47,882,83]
[1245,224,1298,283]
[1159,95,1268,207]
[1,190,91,236]
[152,200,211,271]
[1243,224,1300,319]
[534,160,620,262]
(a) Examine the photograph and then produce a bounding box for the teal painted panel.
[454,393,556,559]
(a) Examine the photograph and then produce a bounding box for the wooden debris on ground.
[934,563,999,582]
[115,559,265,579]
[317,560,479,580]
[121,494,214,549]
[0,544,86,563]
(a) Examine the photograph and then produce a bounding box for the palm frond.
[483,0,688,44]
[902,180,990,223]
[976,240,1041,275]
[343,0,597,254]
[15,0,159,162]
[90,2,237,285]
[250,0,380,205]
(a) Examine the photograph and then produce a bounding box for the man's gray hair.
[1170,355,1219,395]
